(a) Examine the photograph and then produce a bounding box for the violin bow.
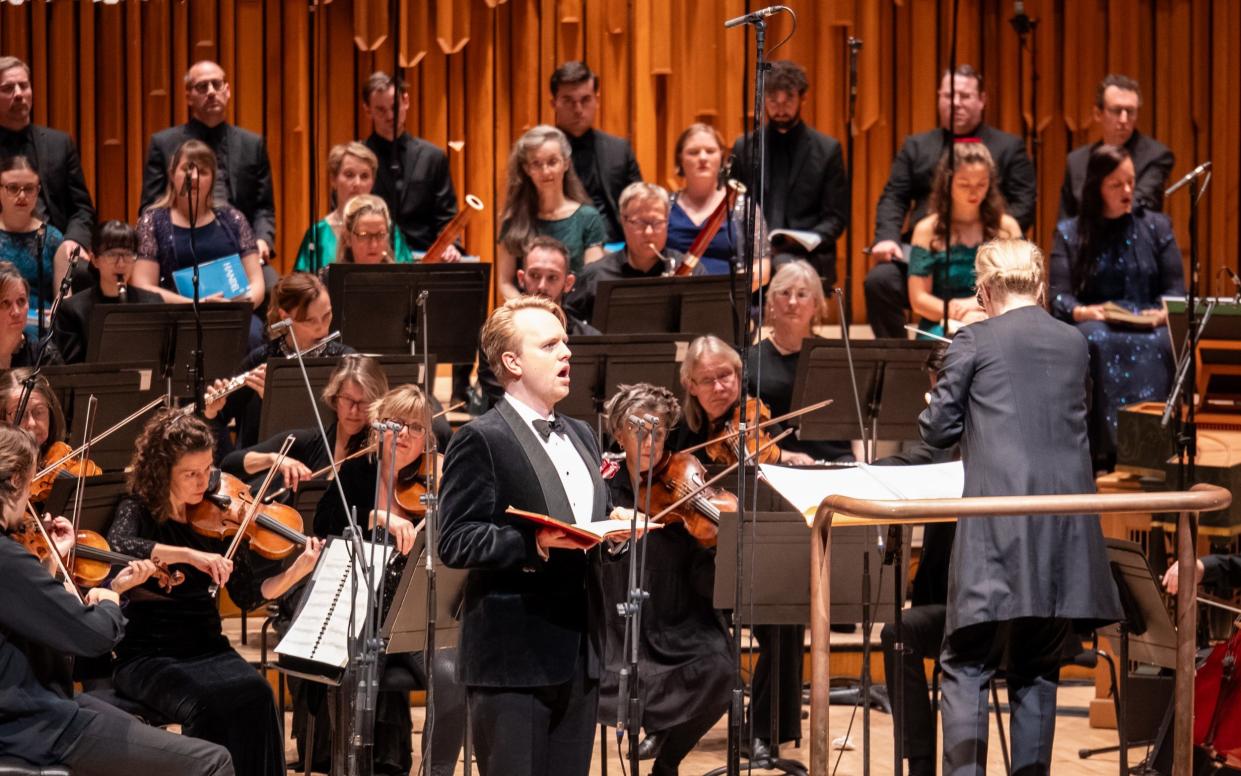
[36,395,166,481]
[678,397,834,457]
[24,502,85,605]
[1197,592,1241,617]
[209,435,297,599]
[64,396,99,575]
[647,428,794,524]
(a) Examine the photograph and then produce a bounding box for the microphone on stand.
[1165,161,1212,197]
[178,163,199,198]
[268,318,295,333]
[723,4,789,28]
[115,274,128,304]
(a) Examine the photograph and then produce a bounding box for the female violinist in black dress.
[106,409,324,776]
[596,383,733,774]
[313,384,466,776]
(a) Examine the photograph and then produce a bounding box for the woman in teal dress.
[495,124,606,299]
[293,142,412,271]
[0,155,64,323]
[907,141,1021,339]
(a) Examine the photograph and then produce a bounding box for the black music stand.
[85,302,251,396]
[382,532,468,653]
[44,473,129,534]
[41,362,164,471]
[288,480,332,527]
[792,338,937,443]
[559,333,692,426]
[256,355,432,442]
[324,263,490,362]
[1165,297,1241,412]
[591,275,749,346]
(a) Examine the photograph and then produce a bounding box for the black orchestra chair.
[0,759,71,776]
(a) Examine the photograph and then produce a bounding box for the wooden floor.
[278,683,1127,775]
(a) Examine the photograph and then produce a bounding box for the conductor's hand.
[110,560,160,594]
[1162,559,1205,595]
[536,526,584,559]
[870,240,903,264]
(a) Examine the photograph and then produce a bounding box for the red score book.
[505,506,659,549]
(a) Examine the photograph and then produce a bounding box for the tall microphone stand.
[13,247,80,423]
[939,0,960,335]
[34,223,47,339]
[307,0,322,273]
[186,168,207,415]
[415,290,443,773]
[842,36,861,323]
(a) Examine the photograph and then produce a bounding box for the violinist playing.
[105,409,323,776]
[0,422,235,776]
[311,383,466,776]
[0,368,101,505]
[596,383,733,775]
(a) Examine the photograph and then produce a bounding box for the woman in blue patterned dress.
[1049,144,1184,470]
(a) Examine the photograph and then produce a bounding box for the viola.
[635,451,737,548]
[187,470,308,560]
[393,455,438,517]
[1195,622,1241,767]
[703,398,781,466]
[11,514,183,593]
[30,440,103,503]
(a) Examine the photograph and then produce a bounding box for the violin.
[11,513,184,593]
[393,455,438,517]
[703,398,781,466]
[635,451,737,548]
[187,470,308,560]
[29,440,103,503]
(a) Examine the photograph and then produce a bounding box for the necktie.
[533,417,565,441]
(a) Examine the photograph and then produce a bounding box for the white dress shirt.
[504,393,596,526]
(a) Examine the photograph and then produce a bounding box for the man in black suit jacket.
[0,57,96,263]
[439,295,607,776]
[1058,74,1174,221]
[863,65,1036,338]
[362,71,460,258]
[551,61,643,243]
[140,61,276,260]
[730,60,848,285]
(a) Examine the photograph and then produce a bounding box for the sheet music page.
[759,461,963,525]
[275,537,389,669]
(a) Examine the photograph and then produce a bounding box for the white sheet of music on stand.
[275,536,391,669]
[759,461,964,524]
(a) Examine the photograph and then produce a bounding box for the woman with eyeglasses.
[327,194,407,267]
[495,124,607,300]
[747,260,853,463]
[53,220,163,363]
[0,260,60,369]
[312,383,467,776]
[295,152,415,272]
[0,155,64,318]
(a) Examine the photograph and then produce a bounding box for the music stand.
[289,480,332,528]
[85,302,252,396]
[43,473,129,534]
[40,362,164,471]
[382,532,468,654]
[257,355,432,442]
[1164,297,1241,412]
[792,338,937,442]
[325,264,490,362]
[559,333,691,424]
[591,275,749,346]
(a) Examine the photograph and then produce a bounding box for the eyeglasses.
[380,418,427,436]
[190,79,226,95]
[97,250,136,264]
[352,229,389,243]
[1,183,38,197]
[691,371,737,389]
[624,216,668,231]
[772,288,814,302]
[337,396,369,413]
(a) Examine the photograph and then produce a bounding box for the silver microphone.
[370,420,403,432]
[1165,161,1212,197]
[643,414,662,427]
[268,318,295,333]
[627,414,653,429]
[724,4,788,28]
[178,163,199,197]
[115,274,127,304]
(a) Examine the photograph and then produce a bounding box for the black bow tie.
[533,417,565,441]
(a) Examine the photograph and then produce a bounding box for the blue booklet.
[172,254,250,300]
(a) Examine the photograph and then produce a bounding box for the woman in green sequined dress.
[907,141,1021,339]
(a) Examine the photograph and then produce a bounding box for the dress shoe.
[637,732,663,760]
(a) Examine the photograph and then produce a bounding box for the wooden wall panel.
[0,0,1235,318]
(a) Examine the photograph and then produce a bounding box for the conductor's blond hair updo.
[974,238,1045,307]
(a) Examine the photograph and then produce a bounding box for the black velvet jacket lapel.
[495,398,575,524]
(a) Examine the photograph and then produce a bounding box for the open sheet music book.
[274,536,391,681]
[759,461,964,525]
[505,506,659,549]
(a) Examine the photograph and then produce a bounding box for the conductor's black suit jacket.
[438,398,608,688]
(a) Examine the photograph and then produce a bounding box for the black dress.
[747,338,853,463]
[595,469,733,774]
[106,495,286,776]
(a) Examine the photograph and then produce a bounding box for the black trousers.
[749,624,805,745]
[649,706,728,776]
[467,657,598,776]
[880,604,947,771]
[863,260,910,338]
[940,618,1070,776]
[58,692,234,776]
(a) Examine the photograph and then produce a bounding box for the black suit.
[438,398,607,776]
[0,124,96,248]
[141,120,276,246]
[366,132,458,251]
[864,124,1036,338]
[1057,130,1174,221]
[731,121,849,283]
[567,128,642,243]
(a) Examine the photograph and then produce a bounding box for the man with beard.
[730,60,848,283]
